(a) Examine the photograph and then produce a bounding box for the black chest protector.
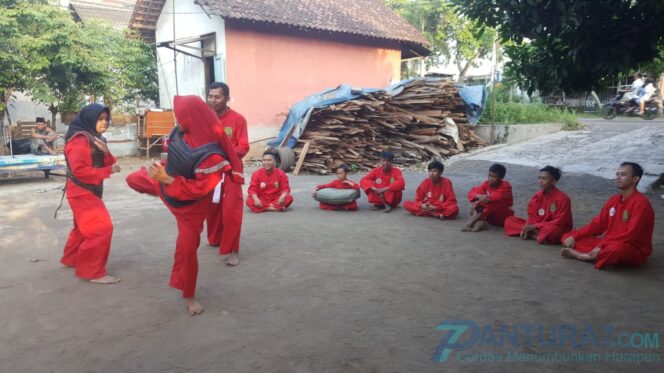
[161,127,228,208]
[66,132,106,198]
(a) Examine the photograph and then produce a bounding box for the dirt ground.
[1,154,663,372]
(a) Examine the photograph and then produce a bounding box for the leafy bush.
[481,99,581,129]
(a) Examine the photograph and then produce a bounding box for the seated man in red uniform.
[561,162,655,269]
[312,163,360,211]
[404,160,459,219]
[360,151,405,213]
[246,150,293,212]
[504,166,573,244]
[126,95,242,315]
[205,82,249,266]
[463,163,514,232]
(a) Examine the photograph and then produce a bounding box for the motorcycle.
[601,90,659,120]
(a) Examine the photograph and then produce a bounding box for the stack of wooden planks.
[292,79,487,174]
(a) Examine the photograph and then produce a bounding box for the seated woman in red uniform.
[246,150,294,212]
[561,162,655,270]
[404,160,459,219]
[463,163,514,232]
[360,151,405,213]
[312,163,360,211]
[60,104,121,284]
[125,95,242,315]
[504,166,573,244]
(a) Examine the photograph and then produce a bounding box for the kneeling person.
[504,166,573,244]
[561,162,654,269]
[247,150,293,212]
[404,160,459,219]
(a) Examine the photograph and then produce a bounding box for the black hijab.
[65,104,110,142]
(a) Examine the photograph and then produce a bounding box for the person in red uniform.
[463,163,514,232]
[404,160,459,219]
[60,104,121,284]
[504,166,573,244]
[205,82,249,266]
[561,162,655,269]
[360,151,405,213]
[312,163,360,211]
[246,149,294,212]
[125,95,242,315]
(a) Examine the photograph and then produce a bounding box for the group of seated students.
[246,149,655,270]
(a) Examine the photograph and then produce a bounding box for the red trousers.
[61,188,113,279]
[319,201,358,211]
[366,190,402,207]
[476,204,514,227]
[561,234,648,269]
[403,201,459,219]
[206,180,244,254]
[126,169,206,298]
[503,216,565,244]
[246,194,294,213]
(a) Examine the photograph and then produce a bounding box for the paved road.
[461,118,664,190]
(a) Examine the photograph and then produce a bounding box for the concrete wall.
[225,24,402,143]
[155,0,226,108]
[104,123,137,157]
[473,123,563,145]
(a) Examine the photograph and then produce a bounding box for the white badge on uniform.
[538,208,545,216]
[609,207,616,217]
[212,173,225,203]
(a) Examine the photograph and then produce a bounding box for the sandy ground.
[1,122,663,372]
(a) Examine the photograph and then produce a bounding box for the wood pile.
[292,79,487,174]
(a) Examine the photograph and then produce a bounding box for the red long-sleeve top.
[218,109,249,159]
[360,167,405,192]
[414,177,458,208]
[316,179,360,191]
[65,135,116,198]
[568,191,655,257]
[467,180,514,207]
[248,168,291,202]
[525,187,573,232]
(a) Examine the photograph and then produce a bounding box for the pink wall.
[225,24,402,138]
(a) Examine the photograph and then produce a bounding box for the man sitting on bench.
[31,117,60,155]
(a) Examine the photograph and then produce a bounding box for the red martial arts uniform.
[61,134,116,279]
[126,96,240,298]
[246,168,293,212]
[504,187,573,244]
[205,108,249,255]
[404,177,459,219]
[467,180,514,226]
[315,179,360,211]
[360,167,405,207]
[562,191,655,269]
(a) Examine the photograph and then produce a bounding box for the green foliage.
[386,0,497,80]
[481,94,581,128]
[452,0,664,93]
[0,0,158,121]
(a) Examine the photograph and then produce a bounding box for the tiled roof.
[70,0,136,30]
[130,0,429,53]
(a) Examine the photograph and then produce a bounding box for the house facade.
[130,0,429,142]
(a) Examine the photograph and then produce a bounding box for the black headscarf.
[65,104,110,142]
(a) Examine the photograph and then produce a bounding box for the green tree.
[387,0,497,81]
[452,0,664,93]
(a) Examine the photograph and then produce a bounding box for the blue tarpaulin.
[268,79,486,149]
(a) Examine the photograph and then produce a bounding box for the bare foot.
[370,205,383,211]
[384,205,393,213]
[266,205,278,211]
[471,220,488,232]
[461,222,474,232]
[90,275,120,284]
[560,247,593,261]
[226,252,239,266]
[588,247,601,260]
[185,298,204,316]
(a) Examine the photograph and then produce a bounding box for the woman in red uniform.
[61,104,121,284]
[125,95,242,315]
